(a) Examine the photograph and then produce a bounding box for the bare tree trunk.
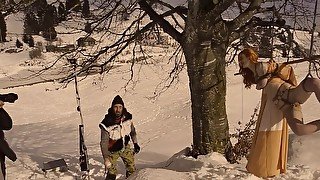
[182,1,233,159]
[183,44,231,155]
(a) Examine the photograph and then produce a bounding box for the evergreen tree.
[43,26,57,41]
[28,35,34,47]
[0,12,6,42]
[84,22,91,33]
[22,34,29,44]
[24,11,40,35]
[82,0,89,18]
[58,2,67,21]
[51,5,59,25]
[66,0,81,12]
[16,39,23,48]
[65,0,71,12]
[32,0,48,18]
[41,5,56,31]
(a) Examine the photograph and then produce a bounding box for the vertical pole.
[70,59,89,174]
[73,62,84,125]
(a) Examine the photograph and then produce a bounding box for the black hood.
[101,109,132,127]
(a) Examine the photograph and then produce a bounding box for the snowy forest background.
[0,0,320,179]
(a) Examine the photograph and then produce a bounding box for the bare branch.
[155,0,187,22]
[138,0,183,44]
[150,45,185,99]
[211,0,237,14]
[228,0,263,31]
[229,16,286,43]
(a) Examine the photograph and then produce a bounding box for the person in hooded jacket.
[99,95,140,180]
[0,100,17,180]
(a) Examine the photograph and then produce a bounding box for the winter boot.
[105,173,116,180]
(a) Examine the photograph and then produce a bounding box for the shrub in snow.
[16,39,23,48]
[29,48,42,59]
[35,41,43,51]
[231,104,260,162]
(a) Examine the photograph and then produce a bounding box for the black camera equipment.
[0,93,18,103]
[68,58,89,174]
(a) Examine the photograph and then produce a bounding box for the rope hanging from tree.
[307,0,318,77]
[270,0,276,61]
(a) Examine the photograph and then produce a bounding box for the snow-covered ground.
[0,12,319,180]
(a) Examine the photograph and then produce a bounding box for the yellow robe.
[246,63,298,178]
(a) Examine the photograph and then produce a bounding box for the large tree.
[43,0,320,161]
[0,12,6,42]
[66,0,81,12]
[82,0,90,18]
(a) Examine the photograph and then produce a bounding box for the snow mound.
[288,133,320,170]
[145,147,320,180]
[128,168,192,180]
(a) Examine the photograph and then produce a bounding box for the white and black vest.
[99,111,133,152]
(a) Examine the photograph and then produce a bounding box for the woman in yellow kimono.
[237,48,320,178]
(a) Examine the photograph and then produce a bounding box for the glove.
[133,143,140,154]
[7,150,17,162]
[10,154,17,162]
[3,93,18,103]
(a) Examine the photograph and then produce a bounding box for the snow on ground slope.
[1,51,319,179]
[1,53,194,179]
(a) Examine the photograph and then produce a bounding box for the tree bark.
[184,44,230,155]
[182,1,232,158]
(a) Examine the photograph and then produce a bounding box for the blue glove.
[133,143,140,154]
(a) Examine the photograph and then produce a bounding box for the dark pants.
[0,159,5,180]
